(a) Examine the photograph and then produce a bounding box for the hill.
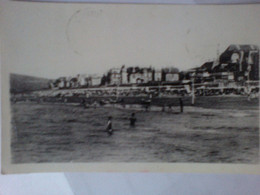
[10,73,52,94]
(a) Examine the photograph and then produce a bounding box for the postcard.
[1,0,259,173]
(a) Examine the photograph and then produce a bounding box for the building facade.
[109,68,122,85]
[154,69,162,81]
[89,75,102,86]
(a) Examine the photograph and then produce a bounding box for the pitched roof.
[226,44,259,52]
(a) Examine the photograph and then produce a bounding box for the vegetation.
[10,73,52,94]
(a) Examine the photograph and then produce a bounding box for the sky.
[1,2,260,79]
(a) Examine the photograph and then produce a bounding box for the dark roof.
[226,44,259,52]
[200,61,214,72]
[219,44,259,64]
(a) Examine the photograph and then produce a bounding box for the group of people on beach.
[106,113,137,136]
[105,98,184,136]
[161,98,184,113]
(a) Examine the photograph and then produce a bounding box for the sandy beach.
[11,96,259,163]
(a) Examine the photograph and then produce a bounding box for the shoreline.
[11,95,259,111]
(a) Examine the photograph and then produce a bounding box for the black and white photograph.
[1,2,260,173]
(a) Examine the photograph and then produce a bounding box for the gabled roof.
[219,44,259,65]
[226,44,259,52]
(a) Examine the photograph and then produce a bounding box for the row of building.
[50,66,180,89]
[50,44,259,89]
[50,74,102,89]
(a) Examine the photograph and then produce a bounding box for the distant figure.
[81,98,87,108]
[162,105,165,112]
[93,101,98,109]
[145,104,150,111]
[179,98,183,113]
[168,105,172,111]
[247,93,251,101]
[106,116,113,136]
[130,113,136,127]
[141,98,151,111]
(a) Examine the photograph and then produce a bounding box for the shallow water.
[11,101,259,163]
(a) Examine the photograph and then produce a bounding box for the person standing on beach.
[168,104,173,112]
[162,104,165,112]
[81,98,87,108]
[106,116,113,136]
[130,113,136,127]
[179,98,183,113]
